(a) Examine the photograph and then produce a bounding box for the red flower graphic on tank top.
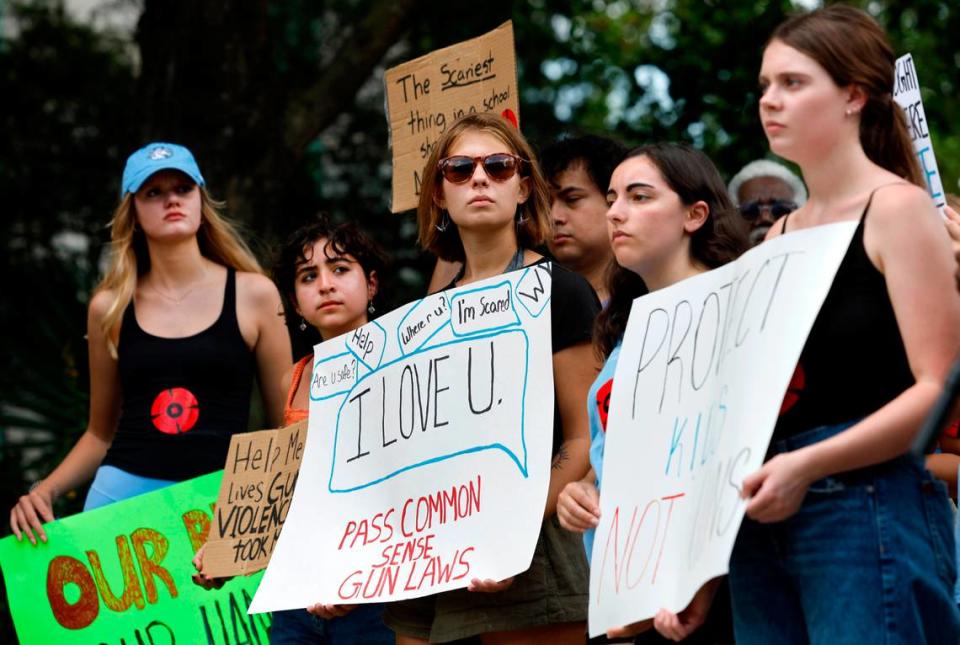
[151,387,200,434]
[945,420,960,439]
[779,364,805,416]
[596,379,614,431]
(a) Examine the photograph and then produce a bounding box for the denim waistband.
[769,419,859,454]
[767,419,924,484]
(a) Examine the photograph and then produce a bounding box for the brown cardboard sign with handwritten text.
[202,420,307,577]
[385,21,519,213]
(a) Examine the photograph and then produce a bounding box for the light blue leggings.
[83,465,176,510]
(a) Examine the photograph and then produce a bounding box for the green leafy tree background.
[2,0,957,639]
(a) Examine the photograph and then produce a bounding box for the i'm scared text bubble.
[450,281,520,337]
[328,330,529,492]
[311,352,369,401]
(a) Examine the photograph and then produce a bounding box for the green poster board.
[0,472,271,644]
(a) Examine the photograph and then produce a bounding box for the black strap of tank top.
[860,182,909,222]
[780,181,909,233]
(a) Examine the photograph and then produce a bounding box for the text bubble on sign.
[450,281,520,337]
[311,352,370,400]
[397,292,452,356]
[328,330,529,493]
[893,53,945,212]
[514,264,552,318]
[346,320,387,371]
[384,21,519,213]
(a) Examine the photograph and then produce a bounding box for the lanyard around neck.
[453,247,525,286]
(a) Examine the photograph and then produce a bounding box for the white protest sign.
[893,53,946,212]
[250,264,555,612]
[588,222,857,636]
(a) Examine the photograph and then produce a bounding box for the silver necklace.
[147,269,209,305]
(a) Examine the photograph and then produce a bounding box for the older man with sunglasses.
[728,159,807,246]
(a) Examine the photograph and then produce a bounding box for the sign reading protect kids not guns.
[588,222,858,636]
[0,472,269,645]
[250,264,554,612]
[385,21,519,213]
[893,53,945,212]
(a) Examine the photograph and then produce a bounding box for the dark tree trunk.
[134,0,422,239]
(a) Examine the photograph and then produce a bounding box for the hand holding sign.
[251,266,554,612]
[741,449,815,523]
[9,484,55,545]
[0,473,269,644]
[201,420,307,578]
[588,222,858,636]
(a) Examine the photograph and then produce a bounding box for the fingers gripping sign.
[557,479,600,532]
[11,485,55,545]
[742,450,815,523]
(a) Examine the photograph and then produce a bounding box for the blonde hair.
[96,188,263,356]
[417,113,551,263]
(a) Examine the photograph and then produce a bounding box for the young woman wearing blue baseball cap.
[9,142,292,542]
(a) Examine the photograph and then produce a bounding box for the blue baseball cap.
[121,142,205,195]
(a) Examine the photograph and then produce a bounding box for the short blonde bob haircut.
[416,113,551,263]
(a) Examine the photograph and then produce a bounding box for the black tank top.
[103,268,255,479]
[775,192,913,438]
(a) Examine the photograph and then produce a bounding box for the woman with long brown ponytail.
[718,6,960,642]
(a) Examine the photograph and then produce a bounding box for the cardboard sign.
[0,472,269,644]
[250,264,555,612]
[385,21,520,213]
[201,420,308,578]
[893,53,946,212]
[588,222,858,636]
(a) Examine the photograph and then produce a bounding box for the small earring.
[515,206,528,225]
[435,210,450,233]
[367,301,376,315]
[299,318,307,332]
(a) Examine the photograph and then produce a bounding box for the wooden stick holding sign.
[893,53,946,213]
[201,420,307,578]
[384,20,520,213]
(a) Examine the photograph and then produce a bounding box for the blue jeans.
[956,464,960,607]
[269,605,393,645]
[729,421,960,645]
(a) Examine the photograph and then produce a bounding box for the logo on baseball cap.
[121,142,205,195]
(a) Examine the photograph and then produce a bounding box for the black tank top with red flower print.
[103,269,255,480]
[774,191,913,438]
